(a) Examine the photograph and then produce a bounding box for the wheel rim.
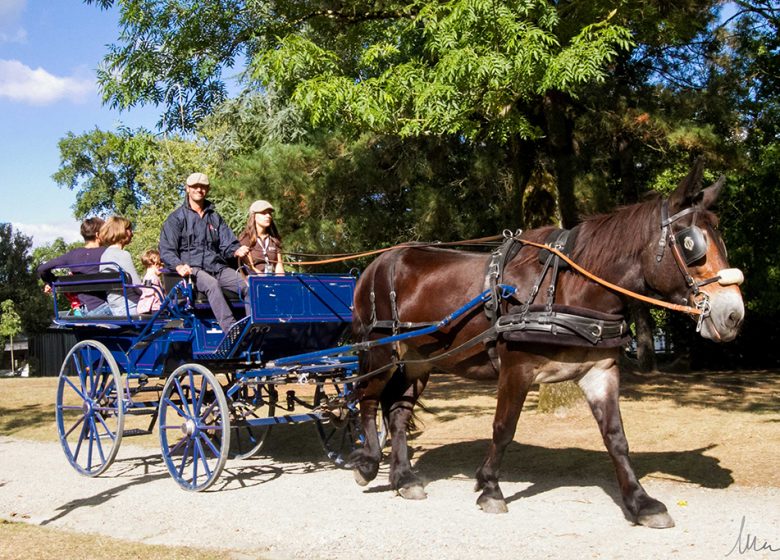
[228,382,276,460]
[159,364,229,491]
[56,340,124,477]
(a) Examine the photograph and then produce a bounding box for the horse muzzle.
[697,269,745,342]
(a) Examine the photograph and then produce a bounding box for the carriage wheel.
[228,382,277,460]
[56,340,124,477]
[314,380,388,466]
[158,364,230,491]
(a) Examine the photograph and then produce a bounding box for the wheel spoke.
[62,375,87,401]
[162,397,188,420]
[178,438,193,479]
[195,438,212,481]
[173,377,193,417]
[90,416,107,464]
[199,432,220,458]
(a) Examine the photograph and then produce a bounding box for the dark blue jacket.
[159,200,241,275]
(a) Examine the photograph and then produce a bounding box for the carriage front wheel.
[56,339,124,477]
[158,364,230,491]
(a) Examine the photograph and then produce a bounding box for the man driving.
[159,172,250,334]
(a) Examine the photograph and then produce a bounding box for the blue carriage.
[51,268,367,491]
[50,262,506,491]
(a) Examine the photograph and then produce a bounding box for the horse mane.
[571,196,662,270]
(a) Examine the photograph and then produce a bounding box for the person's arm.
[274,249,285,274]
[216,213,246,260]
[37,251,74,285]
[159,212,189,276]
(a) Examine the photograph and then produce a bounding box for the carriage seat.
[53,270,131,294]
[161,272,243,307]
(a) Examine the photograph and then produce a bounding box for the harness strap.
[496,310,627,345]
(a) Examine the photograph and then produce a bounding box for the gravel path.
[1,432,778,560]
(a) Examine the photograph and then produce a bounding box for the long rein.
[286,234,703,316]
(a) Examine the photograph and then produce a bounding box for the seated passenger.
[238,200,285,274]
[137,248,164,314]
[99,216,143,316]
[159,172,249,334]
[37,217,111,316]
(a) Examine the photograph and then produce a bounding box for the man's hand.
[176,264,193,277]
[234,245,250,258]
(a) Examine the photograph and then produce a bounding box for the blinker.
[674,226,707,265]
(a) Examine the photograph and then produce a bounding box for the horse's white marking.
[577,361,618,403]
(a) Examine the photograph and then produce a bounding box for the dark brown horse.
[348,161,744,528]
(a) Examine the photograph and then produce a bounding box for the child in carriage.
[137,248,164,314]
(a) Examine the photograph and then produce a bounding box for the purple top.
[37,246,108,310]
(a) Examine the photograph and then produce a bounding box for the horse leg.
[475,357,534,514]
[348,348,393,486]
[578,362,675,528]
[387,370,429,500]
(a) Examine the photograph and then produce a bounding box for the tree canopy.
[42,0,780,367]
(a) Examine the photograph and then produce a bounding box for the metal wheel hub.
[181,419,197,436]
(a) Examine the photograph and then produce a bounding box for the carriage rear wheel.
[158,364,230,491]
[314,380,387,466]
[56,340,124,477]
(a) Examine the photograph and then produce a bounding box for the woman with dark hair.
[37,217,111,316]
[239,200,285,274]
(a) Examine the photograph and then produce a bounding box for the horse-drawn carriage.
[51,161,745,527]
[51,266,497,491]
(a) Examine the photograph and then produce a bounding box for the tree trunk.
[543,91,578,228]
[509,136,536,229]
[630,302,656,373]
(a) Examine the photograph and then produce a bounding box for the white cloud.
[0,0,26,44]
[13,221,82,248]
[0,59,94,105]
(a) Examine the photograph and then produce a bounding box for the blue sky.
[0,1,158,247]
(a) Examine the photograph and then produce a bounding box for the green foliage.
[0,225,51,334]
[52,127,158,219]
[0,300,22,339]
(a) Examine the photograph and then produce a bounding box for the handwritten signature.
[726,516,780,556]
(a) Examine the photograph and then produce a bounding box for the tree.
[0,224,50,335]
[53,127,159,219]
[85,0,634,228]
[0,300,22,371]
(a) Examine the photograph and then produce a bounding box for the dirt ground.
[0,370,778,559]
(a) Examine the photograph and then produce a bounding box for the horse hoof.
[477,496,508,514]
[637,511,675,529]
[398,485,427,500]
[353,469,370,487]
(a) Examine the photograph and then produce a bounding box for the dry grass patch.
[0,519,228,560]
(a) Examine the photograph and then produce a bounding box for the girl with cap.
[239,200,285,274]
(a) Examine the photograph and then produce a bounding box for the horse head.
[643,159,745,342]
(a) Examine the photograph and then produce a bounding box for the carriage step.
[122,429,153,437]
[194,317,250,359]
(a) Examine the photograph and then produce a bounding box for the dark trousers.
[192,267,248,333]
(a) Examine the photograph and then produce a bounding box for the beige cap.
[250,200,274,213]
[186,172,210,187]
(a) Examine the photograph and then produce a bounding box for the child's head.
[141,248,162,269]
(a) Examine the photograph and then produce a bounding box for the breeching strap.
[516,238,703,316]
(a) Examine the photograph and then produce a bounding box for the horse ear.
[668,157,705,211]
[698,175,726,209]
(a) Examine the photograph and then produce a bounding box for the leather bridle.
[656,200,743,330]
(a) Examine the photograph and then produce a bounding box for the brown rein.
[516,238,702,316]
[285,233,702,316]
